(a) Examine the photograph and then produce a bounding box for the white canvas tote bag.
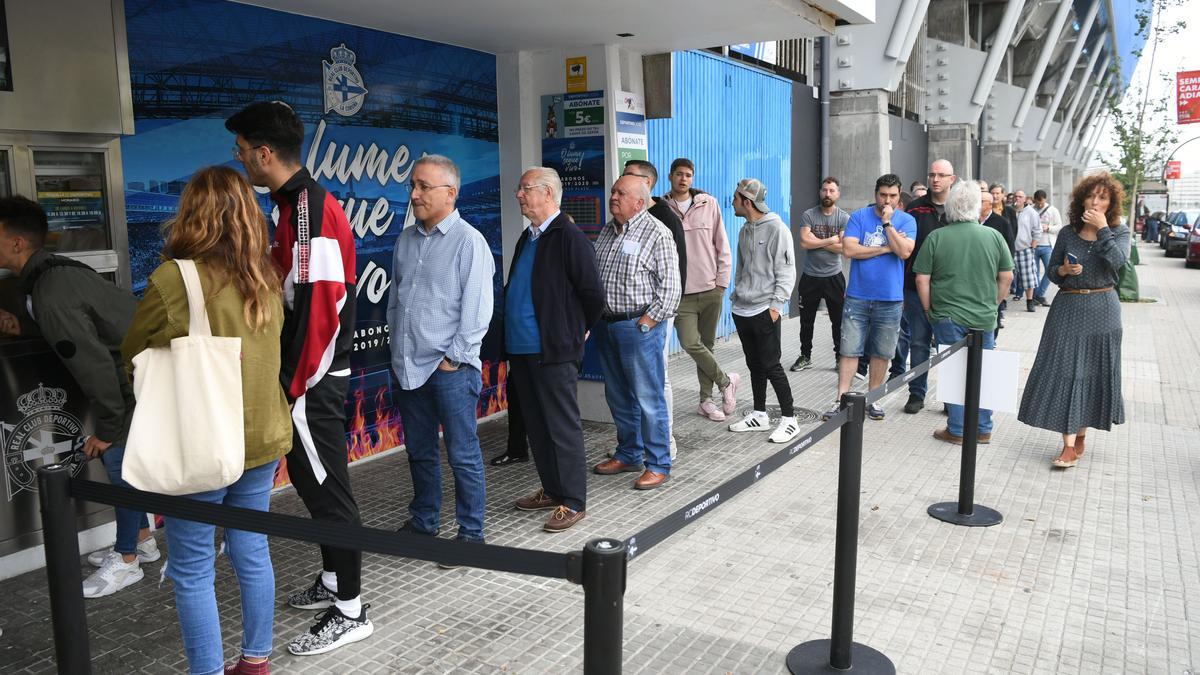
[123,259,245,495]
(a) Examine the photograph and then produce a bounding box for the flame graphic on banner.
[273,361,509,488]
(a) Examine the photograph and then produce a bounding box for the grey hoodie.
[729,212,796,315]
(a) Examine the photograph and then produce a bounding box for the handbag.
[123,259,246,495]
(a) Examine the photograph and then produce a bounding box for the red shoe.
[225,658,269,674]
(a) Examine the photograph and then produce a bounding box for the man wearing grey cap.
[726,178,800,444]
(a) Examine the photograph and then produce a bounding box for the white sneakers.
[769,417,801,444]
[730,411,801,443]
[82,552,144,598]
[728,410,769,432]
[87,536,161,567]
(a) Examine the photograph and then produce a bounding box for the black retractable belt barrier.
[38,464,93,675]
[582,538,626,675]
[928,329,1003,527]
[69,478,577,578]
[786,392,895,675]
[865,334,968,405]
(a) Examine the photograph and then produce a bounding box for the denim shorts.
[839,296,903,359]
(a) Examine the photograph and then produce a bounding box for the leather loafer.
[489,452,529,467]
[633,470,669,490]
[515,488,560,511]
[933,428,992,445]
[543,506,586,532]
[594,458,642,475]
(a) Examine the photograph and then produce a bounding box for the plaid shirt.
[594,209,681,322]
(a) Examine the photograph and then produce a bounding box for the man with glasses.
[507,168,604,532]
[891,159,955,415]
[388,155,494,548]
[225,101,372,655]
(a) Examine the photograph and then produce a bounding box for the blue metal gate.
[648,50,793,348]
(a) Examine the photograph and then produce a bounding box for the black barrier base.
[927,502,1003,527]
[786,639,896,674]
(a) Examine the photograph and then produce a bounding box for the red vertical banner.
[1165,161,1182,180]
[1179,70,1200,125]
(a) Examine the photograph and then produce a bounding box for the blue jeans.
[99,443,149,554]
[840,296,902,362]
[595,318,671,474]
[164,460,278,675]
[931,318,995,436]
[1034,245,1053,298]
[395,367,486,541]
[888,288,932,398]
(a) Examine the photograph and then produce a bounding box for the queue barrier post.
[582,538,627,675]
[928,329,1003,527]
[37,464,93,675]
[786,392,895,674]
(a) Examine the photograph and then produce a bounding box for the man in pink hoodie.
[665,158,739,422]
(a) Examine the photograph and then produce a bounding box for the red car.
[1187,213,1200,268]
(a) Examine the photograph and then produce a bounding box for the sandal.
[489,452,529,467]
[1051,447,1078,469]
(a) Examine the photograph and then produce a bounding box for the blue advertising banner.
[121,0,504,478]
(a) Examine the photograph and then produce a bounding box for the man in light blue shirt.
[387,154,495,544]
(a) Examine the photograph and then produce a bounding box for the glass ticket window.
[0,149,11,197]
[33,150,111,253]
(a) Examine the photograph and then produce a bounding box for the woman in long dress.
[1017,171,1128,468]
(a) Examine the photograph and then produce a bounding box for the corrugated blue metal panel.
[648,50,793,349]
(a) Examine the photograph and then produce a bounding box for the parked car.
[1161,211,1196,256]
[1188,213,1200,268]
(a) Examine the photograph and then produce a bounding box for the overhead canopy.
[238,0,874,54]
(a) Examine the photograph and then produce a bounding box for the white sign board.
[935,345,1020,413]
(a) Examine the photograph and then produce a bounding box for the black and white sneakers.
[287,574,338,610]
[287,604,374,656]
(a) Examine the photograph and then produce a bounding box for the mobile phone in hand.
[1066,253,1079,265]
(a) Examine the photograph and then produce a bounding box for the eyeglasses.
[928,172,953,179]
[622,172,651,180]
[514,183,549,195]
[407,181,453,194]
[232,144,267,160]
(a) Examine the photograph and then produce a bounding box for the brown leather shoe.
[515,488,560,511]
[633,470,669,490]
[933,428,963,444]
[594,458,642,475]
[543,506,585,532]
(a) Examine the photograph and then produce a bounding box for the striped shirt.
[387,209,495,390]
[594,209,681,322]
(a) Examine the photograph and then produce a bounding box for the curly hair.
[1067,171,1125,233]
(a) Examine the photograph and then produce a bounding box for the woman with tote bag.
[122,166,292,675]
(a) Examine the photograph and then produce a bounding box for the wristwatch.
[445,357,462,369]
[639,322,651,334]
[882,221,893,228]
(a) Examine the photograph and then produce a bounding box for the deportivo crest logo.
[2,383,86,501]
[323,44,368,117]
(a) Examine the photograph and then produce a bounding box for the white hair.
[522,166,563,205]
[414,154,460,189]
[632,178,651,207]
[945,178,982,223]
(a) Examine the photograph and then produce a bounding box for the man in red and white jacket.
[227,101,372,657]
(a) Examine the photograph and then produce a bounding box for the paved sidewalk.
[1,245,1197,674]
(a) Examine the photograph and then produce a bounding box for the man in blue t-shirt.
[822,173,916,422]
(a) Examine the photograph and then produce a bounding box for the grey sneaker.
[88,536,161,567]
[287,605,374,656]
[287,574,338,610]
[82,553,143,598]
[821,400,842,421]
[790,355,812,372]
[867,403,885,420]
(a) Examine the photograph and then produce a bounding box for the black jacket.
[903,193,949,291]
[503,212,605,364]
[649,197,688,291]
[984,213,1017,255]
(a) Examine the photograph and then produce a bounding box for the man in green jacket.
[0,196,159,598]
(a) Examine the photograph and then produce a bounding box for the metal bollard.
[38,464,93,674]
[929,329,1003,527]
[787,392,894,674]
[582,538,627,675]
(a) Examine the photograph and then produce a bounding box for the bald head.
[928,159,956,203]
